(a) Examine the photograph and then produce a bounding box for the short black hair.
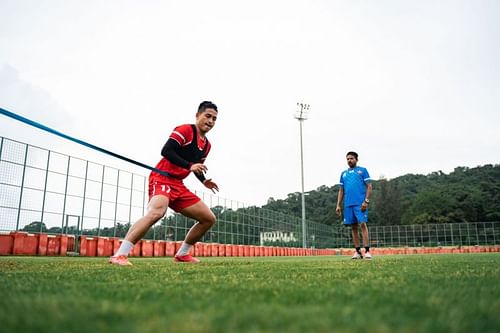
[198,101,218,113]
[346,151,358,160]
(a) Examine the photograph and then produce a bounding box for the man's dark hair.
[346,151,358,160]
[198,101,218,113]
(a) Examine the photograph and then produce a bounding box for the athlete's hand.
[190,163,207,175]
[203,179,219,194]
[335,205,342,216]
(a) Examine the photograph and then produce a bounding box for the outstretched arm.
[193,161,218,194]
[201,178,219,194]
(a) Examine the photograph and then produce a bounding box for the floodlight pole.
[295,102,309,248]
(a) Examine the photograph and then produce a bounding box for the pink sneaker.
[174,254,200,263]
[109,255,132,266]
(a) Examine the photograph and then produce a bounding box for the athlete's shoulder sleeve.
[170,124,194,146]
[338,171,345,187]
[362,167,371,183]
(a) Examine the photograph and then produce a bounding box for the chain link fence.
[1,136,499,249]
[333,222,500,248]
[0,136,334,248]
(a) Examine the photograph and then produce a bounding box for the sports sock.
[176,242,193,256]
[114,240,134,257]
[355,247,362,254]
[365,246,370,253]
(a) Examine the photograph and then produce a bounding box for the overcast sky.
[1,0,499,207]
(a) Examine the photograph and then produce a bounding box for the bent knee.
[201,212,216,226]
[147,208,167,222]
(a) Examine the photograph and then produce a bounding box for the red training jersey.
[151,124,211,181]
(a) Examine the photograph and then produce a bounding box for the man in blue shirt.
[336,151,373,259]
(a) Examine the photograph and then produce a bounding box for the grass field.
[1,254,499,333]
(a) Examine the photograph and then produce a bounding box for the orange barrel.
[249,245,255,257]
[96,237,107,257]
[237,245,245,257]
[112,238,121,254]
[82,236,97,256]
[194,242,204,257]
[130,240,142,257]
[58,235,68,256]
[226,244,234,257]
[218,243,226,256]
[165,241,176,256]
[203,243,211,257]
[0,232,14,255]
[37,233,48,256]
[154,240,166,257]
[103,237,114,256]
[12,232,27,255]
[37,234,48,256]
[211,243,219,257]
[79,236,88,256]
[25,233,39,255]
[141,240,154,257]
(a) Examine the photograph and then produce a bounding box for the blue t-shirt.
[339,166,371,207]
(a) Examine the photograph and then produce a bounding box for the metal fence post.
[60,155,71,232]
[113,169,120,236]
[97,164,105,236]
[15,143,28,231]
[40,150,50,232]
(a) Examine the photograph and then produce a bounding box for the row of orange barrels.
[1,232,73,256]
[0,231,336,257]
[1,231,499,257]
[80,236,335,257]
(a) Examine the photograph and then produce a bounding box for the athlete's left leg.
[173,201,216,262]
[351,223,360,248]
[360,222,370,247]
[359,222,372,259]
[353,206,370,249]
[180,200,216,245]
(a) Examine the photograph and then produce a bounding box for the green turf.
[0,254,499,333]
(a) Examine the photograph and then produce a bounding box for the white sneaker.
[364,252,372,260]
[352,251,362,259]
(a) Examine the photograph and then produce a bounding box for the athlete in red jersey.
[110,101,219,265]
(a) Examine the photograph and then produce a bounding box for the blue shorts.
[343,205,368,225]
